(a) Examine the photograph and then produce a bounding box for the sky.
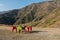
[0,0,47,11]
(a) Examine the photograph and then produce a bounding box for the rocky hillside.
[14,1,57,25]
[0,10,19,25]
[0,0,60,27]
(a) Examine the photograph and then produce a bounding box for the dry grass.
[0,25,60,40]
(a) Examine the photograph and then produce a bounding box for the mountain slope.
[0,0,60,27]
[36,7,60,27]
[0,10,19,25]
[14,1,57,25]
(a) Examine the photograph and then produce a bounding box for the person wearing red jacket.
[12,25,17,33]
[28,26,32,32]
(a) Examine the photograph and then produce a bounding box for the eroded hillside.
[0,0,60,27]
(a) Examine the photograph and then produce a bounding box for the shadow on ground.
[30,30,48,33]
[22,30,48,34]
[32,30,47,33]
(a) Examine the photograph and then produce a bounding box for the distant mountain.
[0,10,19,25]
[0,0,60,27]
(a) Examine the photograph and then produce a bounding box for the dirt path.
[0,26,60,40]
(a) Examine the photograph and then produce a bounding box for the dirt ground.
[0,25,60,40]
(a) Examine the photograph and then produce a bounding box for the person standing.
[29,26,32,33]
[12,25,17,33]
[17,25,23,33]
